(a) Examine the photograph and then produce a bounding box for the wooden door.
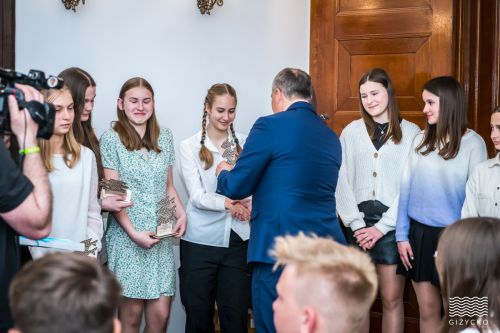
[310,1,454,332]
[310,0,454,134]
[0,0,15,69]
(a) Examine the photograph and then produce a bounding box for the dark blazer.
[217,101,346,264]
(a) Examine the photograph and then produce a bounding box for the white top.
[179,130,250,247]
[335,119,421,234]
[462,152,500,218]
[30,146,103,258]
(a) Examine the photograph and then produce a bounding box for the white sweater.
[30,146,103,258]
[335,119,421,234]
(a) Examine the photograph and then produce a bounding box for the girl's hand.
[173,214,187,238]
[131,230,160,249]
[101,196,133,213]
[397,241,414,271]
[354,226,383,250]
[225,199,250,221]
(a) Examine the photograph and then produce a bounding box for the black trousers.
[179,230,250,333]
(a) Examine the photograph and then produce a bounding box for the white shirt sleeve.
[179,140,226,212]
[461,166,480,218]
[335,130,366,231]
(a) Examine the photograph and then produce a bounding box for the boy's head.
[9,253,121,333]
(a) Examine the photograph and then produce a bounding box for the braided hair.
[199,83,242,169]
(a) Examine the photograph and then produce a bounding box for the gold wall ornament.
[62,0,86,12]
[197,0,223,15]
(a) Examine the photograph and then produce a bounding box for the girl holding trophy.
[31,85,103,259]
[100,77,186,333]
[179,83,251,333]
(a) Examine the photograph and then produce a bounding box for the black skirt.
[344,200,399,265]
[396,219,443,287]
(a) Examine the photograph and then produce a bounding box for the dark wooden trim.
[455,0,500,156]
[1,0,15,69]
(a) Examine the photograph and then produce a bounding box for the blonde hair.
[272,233,378,332]
[38,87,81,172]
[199,83,242,170]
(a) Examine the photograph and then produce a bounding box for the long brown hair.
[358,68,402,144]
[199,83,242,170]
[58,67,103,179]
[436,218,500,333]
[38,87,81,172]
[113,77,161,152]
[416,76,467,160]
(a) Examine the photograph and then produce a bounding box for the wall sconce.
[62,0,85,12]
[198,0,223,15]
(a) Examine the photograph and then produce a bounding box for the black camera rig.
[0,68,63,139]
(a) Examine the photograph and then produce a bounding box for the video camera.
[0,68,63,139]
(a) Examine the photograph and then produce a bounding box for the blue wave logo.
[449,297,489,317]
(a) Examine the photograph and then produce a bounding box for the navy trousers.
[251,263,283,333]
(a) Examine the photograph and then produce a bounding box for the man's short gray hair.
[272,68,313,101]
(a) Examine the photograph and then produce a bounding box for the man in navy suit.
[216,68,346,333]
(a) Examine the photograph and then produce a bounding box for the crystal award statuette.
[99,179,131,203]
[152,196,177,239]
[221,139,238,165]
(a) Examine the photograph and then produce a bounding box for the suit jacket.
[217,101,346,264]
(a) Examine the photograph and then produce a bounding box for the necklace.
[376,122,389,135]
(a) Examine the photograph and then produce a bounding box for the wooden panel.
[335,7,433,38]
[339,0,430,12]
[0,0,15,69]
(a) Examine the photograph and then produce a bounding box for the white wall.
[16,1,310,332]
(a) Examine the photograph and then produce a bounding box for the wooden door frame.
[1,0,15,69]
[455,0,500,156]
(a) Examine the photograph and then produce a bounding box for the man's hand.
[7,84,43,147]
[225,199,251,221]
[216,161,233,177]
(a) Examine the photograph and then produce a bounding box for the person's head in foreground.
[272,233,378,333]
[9,253,122,333]
[436,217,500,333]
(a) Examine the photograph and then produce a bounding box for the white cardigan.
[335,119,420,234]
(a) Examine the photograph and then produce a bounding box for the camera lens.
[47,76,61,89]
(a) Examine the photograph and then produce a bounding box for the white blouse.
[30,146,103,258]
[335,119,421,234]
[179,130,250,247]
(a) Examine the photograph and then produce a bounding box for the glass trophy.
[99,179,131,203]
[152,196,177,239]
[221,139,238,165]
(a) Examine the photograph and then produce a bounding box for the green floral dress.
[100,127,175,299]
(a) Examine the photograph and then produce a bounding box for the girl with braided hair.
[179,83,251,333]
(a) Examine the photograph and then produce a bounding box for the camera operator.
[0,84,52,333]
